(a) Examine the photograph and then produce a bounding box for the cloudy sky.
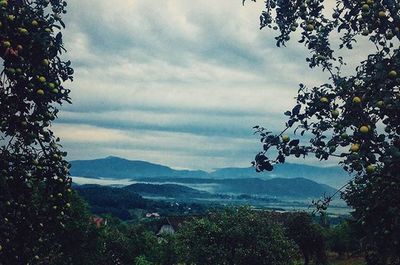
[53,0,369,170]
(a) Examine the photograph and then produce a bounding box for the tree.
[244,0,400,264]
[177,207,298,265]
[284,212,327,265]
[0,0,74,264]
[327,220,360,258]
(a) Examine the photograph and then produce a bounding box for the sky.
[53,0,370,171]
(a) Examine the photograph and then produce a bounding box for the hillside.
[131,177,336,198]
[123,183,212,198]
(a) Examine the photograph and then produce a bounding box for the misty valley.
[71,156,351,221]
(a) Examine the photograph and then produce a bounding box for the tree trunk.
[304,252,310,265]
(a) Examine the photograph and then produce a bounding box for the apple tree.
[245,0,400,264]
[0,0,74,264]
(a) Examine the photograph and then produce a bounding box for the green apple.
[362,4,369,12]
[18,27,28,35]
[38,76,46,83]
[362,29,369,36]
[282,135,290,142]
[2,41,11,48]
[386,31,394,39]
[306,24,314,31]
[366,164,376,173]
[388,70,397,78]
[31,20,39,27]
[376,100,384,107]
[378,11,386,18]
[331,110,339,118]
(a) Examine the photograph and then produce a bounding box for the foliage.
[0,0,74,263]
[284,212,328,265]
[327,220,360,257]
[244,0,400,263]
[54,192,103,265]
[135,255,154,265]
[74,184,212,220]
[177,207,299,265]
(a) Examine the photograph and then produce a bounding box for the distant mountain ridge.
[70,156,208,179]
[70,156,349,188]
[124,183,211,198]
[125,178,336,199]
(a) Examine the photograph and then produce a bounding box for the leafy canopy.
[244,0,400,264]
[0,0,74,263]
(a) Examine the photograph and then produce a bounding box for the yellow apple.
[359,125,369,133]
[353,96,362,103]
[36,89,44,95]
[350,143,360,152]
[320,97,329,103]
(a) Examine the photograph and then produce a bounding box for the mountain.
[209,167,264,179]
[70,156,349,188]
[70,156,208,179]
[123,183,212,198]
[215,178,336,198]
[129,177,336,199]
[74,177,334,200]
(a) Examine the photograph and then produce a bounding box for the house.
[91,216,107,228]
[156,215,197,236]
[146,212,160,218]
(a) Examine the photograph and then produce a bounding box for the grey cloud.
[55,0,345,170]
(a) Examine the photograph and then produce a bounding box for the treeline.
[57,191,362,265]
[74,184,215,220]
